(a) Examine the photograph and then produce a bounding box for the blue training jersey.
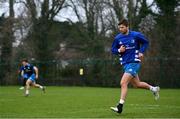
[111,30,149,65]
[18,66,24,80]
[19,66,24,72]
[21,63,35,79]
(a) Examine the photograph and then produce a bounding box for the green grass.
[0,86,180,118]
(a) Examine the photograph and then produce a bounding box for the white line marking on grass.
[128,104,180,109]
[128,104,159,110]
[129,104,160,107]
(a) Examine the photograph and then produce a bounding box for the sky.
[0,0,156,47]
[0,1,79,22]
[0,0,155,22]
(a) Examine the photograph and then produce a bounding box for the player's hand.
[118,45,126,53]
[139,52,144,61]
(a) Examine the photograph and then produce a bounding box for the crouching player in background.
[21,59,45,96]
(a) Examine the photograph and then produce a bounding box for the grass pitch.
[0,86,180,118]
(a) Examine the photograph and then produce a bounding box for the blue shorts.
[28,74,36,82]
[123,63,141,77]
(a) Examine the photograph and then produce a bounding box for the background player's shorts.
[123,63,140,77]
[28,74,36,82]
[23,74,28,79]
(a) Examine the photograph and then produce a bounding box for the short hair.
[21,58,28,63]
[118,19,129,27]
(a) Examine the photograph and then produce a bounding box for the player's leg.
[32,82,45,93]
[19,78,24,90]
[111,72,133,113]
[23,78,27,87]
[33,83,41,88]
[25,79,32,96]
[111,63,138,113]
[130,75,160,100]
[130,75,150,89]
[30,74,45,93]
[19,78,27,90]
[120,73,133,101]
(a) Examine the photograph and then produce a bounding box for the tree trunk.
[0,0,14,85]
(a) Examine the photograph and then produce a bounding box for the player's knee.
[26,82,29,86]
[120,81,128,88]
[26,80,30,86]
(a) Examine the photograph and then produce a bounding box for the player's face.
[118,24,128,34]
[22,61,27,66]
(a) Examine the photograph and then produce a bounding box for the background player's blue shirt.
[18,66,24,80]
[111,30,149,65]
[21,63,35,79]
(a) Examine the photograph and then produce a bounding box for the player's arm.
[111,38,125,55]
[18,67,23,78]
[136,33,149,53]
[33,66,39,79]
[111,38,119,55]
[136,33,149,60]
[21,70,24,78]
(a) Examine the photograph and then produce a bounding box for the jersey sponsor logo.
[119,41,123,45]
[126,46,135,49]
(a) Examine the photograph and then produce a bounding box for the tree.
[155,0,179,56]
[128,0,154,29]
[69,0,107,57]
[154,0,179,87]
[103,0,126,33]
[21,0,67,78]
[0,0,14,85]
